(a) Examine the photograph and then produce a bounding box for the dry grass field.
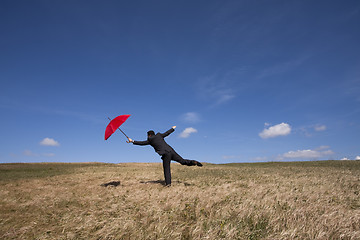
[0,161,359,239]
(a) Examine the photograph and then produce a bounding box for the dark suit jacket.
[133,128,175,155]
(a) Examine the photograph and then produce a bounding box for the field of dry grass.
[0,160,359,239]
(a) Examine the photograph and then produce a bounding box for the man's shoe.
[193,160,203,167]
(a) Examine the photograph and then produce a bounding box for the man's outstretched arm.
[128,138,149,145]
[161,126,176,138]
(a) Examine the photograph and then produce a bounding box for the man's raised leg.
[171,151,202,166]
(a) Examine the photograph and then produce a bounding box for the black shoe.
[192,160,203,167]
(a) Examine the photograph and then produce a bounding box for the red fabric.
[105,115,131,140]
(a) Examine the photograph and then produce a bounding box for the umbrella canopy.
[105,114,131,140]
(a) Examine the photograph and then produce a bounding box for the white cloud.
[298,124,327,137]
[279,147,334,160]
[314,125,326,131]
[182,112,200,123]
[341,157,349,160]
[355,156,360,160]
[179,127,198,138]
[315,145,330,151]
[40,138,60,147]
[23,150,38,156]
[259,123,291,139]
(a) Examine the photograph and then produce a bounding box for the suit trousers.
[161,150,194,185]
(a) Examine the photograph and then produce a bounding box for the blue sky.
[1,0,360,164]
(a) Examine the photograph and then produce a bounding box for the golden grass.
[0,161,359,239]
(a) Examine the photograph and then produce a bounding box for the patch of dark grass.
[0,163,111,181]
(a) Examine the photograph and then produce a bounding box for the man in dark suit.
[128,126,202,186]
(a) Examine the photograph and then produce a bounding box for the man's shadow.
[140,180,193,186]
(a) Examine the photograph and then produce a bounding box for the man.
[127,126,202,186]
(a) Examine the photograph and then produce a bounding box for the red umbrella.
[105,115,131,140]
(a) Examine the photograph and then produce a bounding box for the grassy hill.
[0,161,359,239]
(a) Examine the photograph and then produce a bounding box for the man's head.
[147,130,155,137]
